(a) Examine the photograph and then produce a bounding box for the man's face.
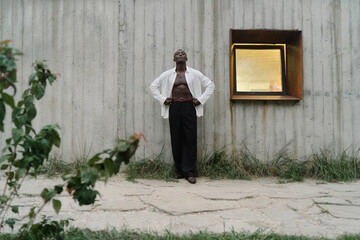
[173,49,188,63]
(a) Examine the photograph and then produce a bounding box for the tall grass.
[196,148,250,180]
[308,149,360,182]
[72,141,93,169]
[2,228,358,240]
[38,145,360,182]
[37,142,93,177]
[36,154,73,177]
[125,149,176,181]
[125,146,360,182]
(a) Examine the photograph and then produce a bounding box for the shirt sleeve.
[197,73,215,104]
[150,73,167,105]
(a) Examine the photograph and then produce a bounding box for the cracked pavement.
[3,176,360,238]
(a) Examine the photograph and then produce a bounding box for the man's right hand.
[164,98,172,105]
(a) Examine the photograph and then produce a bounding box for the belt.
[172,98,193,102]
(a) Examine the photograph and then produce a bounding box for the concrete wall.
[1,0,359,162]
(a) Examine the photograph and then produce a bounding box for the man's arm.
[149,74,167,105]
[197,73,215,105]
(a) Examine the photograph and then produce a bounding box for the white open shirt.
[150,66,215,119]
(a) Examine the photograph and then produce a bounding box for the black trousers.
[169,102,197,178]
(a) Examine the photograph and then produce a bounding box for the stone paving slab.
[318,204,360,219]
[2,176,360,238]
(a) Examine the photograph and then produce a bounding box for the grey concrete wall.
[1,0,359,162]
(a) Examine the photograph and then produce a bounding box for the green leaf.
[29,207,35,219]
[6,60,16,71]
[103,158,114,180]
[88,153,102,166]
[8,171,14,180]
[54,185,63,194]
[41,138,49,148]
[24,95,34,108]
[26,105,37,122]
[0,154,11,164]
[0,195,9,204]
[113,156,122,173]
[73,188,99,206]
[1,164,9,170]
[40,188,56,202]
[80,167,99,187]
[1,92,15,109]
[32,83,45,100]
[117,141,130,152]
[12,107,26,128]
[8,69,17,82]
[5,218,16,229]
[12,128,23,145]
[51,131,61,148]
[2,77,16,96]
[11,205,19,214]
[15,168,26,180]
[52,199,61,214]
[21,89,30,99]
[29,73,36,83]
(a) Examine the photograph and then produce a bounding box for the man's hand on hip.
[192,98,201,106]
[164,98,172,105]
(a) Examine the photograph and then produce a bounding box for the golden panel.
[235,48,283,92]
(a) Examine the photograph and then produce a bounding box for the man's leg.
[169,103,183,176]
[181,103,197,178]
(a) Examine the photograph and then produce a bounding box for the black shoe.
[175,174,184,179]
[187,177,196,184]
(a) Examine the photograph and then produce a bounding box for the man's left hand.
[192,98,201,106]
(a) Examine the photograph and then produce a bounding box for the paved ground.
[3,175,360,238]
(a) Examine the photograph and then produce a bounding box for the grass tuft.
[197,148,250,180]
[36,154,73,177]
[308,149,360,182]
[125,149,176,181]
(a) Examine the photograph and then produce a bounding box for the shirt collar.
[172,67,190,73]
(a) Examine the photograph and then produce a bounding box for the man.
[150,49,214,184]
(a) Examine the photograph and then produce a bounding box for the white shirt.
[150,66,215,119]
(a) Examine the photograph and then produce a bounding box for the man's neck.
[175,63,186,72]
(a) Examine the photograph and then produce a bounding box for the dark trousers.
[169,102,197,178]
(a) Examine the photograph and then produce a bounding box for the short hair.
[174,49,187,57]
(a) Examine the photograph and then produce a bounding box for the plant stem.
[2,146,16,196]
[0,146,17,234]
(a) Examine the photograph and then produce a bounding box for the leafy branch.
[0,40,144,236]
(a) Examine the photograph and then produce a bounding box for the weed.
[197,148,250,180]
[72,141,93,169]
[308,149,360,182]
[125,149,176,181]
[244,195,254,199]
[37,154,73,177]
[321,209,330,214]
[36,142,93,177]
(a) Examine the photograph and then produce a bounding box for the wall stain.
[229,100,234,152]
[262,101,267,139]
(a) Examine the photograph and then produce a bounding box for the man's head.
[173,49,188,63]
